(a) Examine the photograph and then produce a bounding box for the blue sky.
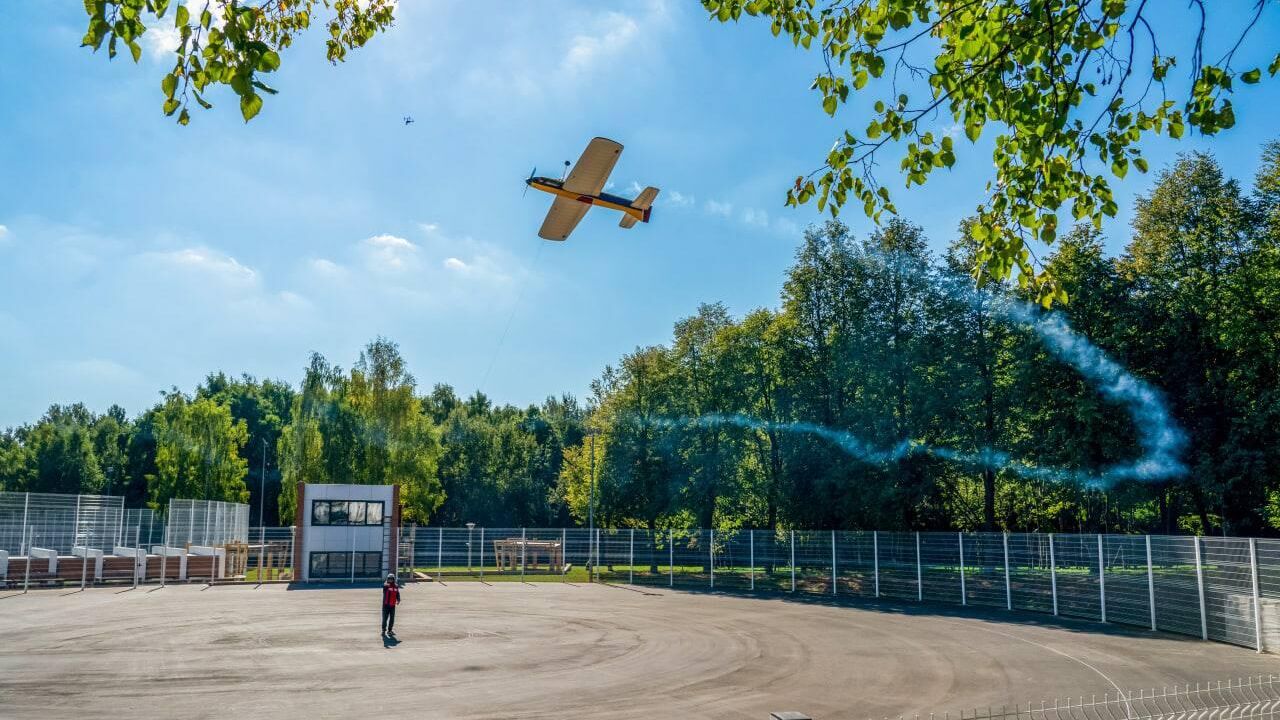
[1,1,1278,429]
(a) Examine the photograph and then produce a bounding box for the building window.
[310,500,386,526]
[310,551,382,580]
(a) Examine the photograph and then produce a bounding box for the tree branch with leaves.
[81,0,396,124]
[705,0,1279,305]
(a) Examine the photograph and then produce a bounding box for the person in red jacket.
[381,574,401,636]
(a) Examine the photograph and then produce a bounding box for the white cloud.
[773,216,801,236]
[362,233,420,272]
[742,207,770,227]
[142,23,182,60]
[664,190,694,208]
[143,246,257,285]
[419,222,440,234]
[309,258,347,278]
[563,12,640,74]
[443,257,468,271]
[704,200,732,217]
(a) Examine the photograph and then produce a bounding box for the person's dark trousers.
[381,605,396,633]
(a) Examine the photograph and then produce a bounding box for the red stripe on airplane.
[576,196,594,205]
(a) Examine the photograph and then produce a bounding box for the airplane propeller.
[523,166,536,197]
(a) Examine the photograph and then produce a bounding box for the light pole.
[586,428,598,575]
[466,522,475,572]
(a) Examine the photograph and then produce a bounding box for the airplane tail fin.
[621,187,660,229]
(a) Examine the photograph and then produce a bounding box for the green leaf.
[822,95,837,116]
[128,40,141,63]
[175,4,189,27]
[163,97,180,115]
[258,50,281,73]
[1241,68,1261,84]
[240,91,263,122]
[177,108,190,126]
[161,73,178,98]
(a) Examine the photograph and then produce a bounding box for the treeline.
[1,147,1278,534]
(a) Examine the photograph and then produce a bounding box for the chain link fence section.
[916,675,1280,720]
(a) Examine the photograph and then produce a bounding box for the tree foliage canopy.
[704,0,1280,304]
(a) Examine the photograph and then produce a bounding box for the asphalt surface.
[0,582,1274,719]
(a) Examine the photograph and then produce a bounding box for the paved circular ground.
[0,582,1272,719]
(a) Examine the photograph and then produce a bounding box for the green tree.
[197,373,293,524]
[24,404,106,495]
[148,392,250,509]
[80,0,396,123]
[705,0,1280,303]
[277,340,444,524]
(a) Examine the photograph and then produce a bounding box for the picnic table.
[492,538,563,571]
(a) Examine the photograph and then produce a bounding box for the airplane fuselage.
[526,177,648,222]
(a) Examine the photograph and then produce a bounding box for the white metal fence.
[397,527,1280,653]
[166,499,250,548]
[0,492,125,554]
[919,675,1280,720]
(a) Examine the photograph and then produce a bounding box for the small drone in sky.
[403,116,414,126]
[524,137,660,241]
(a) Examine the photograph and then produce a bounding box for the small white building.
[292,483,400,582]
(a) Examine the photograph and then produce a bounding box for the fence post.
[437,526,443,581]
[1049,533,1058,616]
[134,527,141,589]
[790,530,796,593]
[1194,536,1208,641]
[407,525,415,581]
[479,527,485,582]
[1250,538,1263,653]
[521,527,527,584]
[22,527,32,593]
[1003,532,1012,611]
[1145,535,1156,631]
[595,528,600,582]
[668,529,673,588]
[916,531,923,602]
[831,530,837,597]
[257,524,266,588]
[749,529,755,591]
[629,529,635,585]
[135,525,142,586]
[958,532,966,606]
[160,526,168,588]
[709,529,715,589]
[1097,534,1107,623]
[873,530,880,598]
[560,527,565,577]
[20,494,29,556]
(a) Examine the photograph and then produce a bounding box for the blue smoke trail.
[646,275,1186,489]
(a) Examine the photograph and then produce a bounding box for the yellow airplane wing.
[538,196,591,241]
[563,137,623,196]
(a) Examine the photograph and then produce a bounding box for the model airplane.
[526,137,660,241]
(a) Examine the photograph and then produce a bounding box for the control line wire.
[479,240,546,393]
